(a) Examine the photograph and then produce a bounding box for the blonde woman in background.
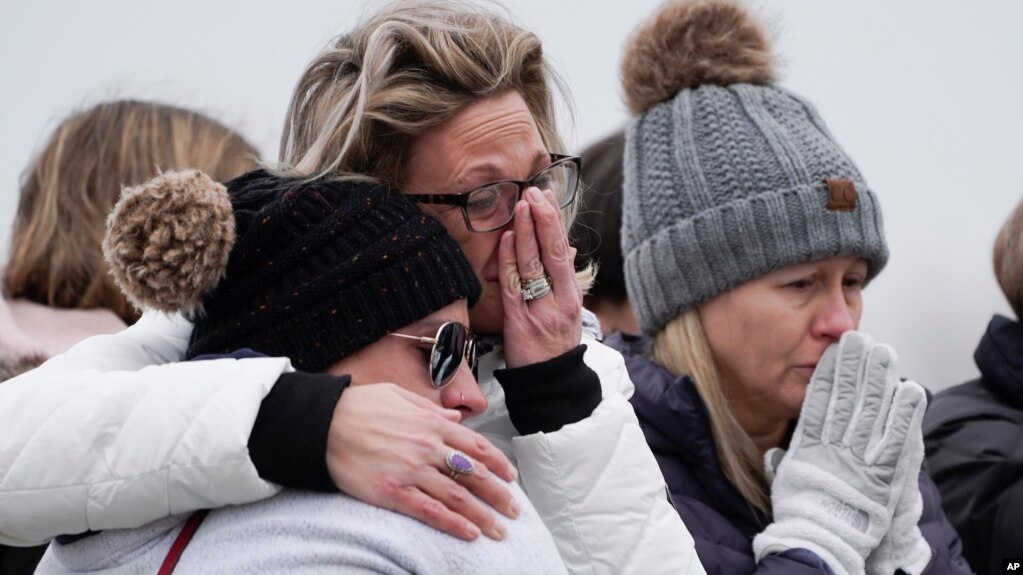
[1,100,259,375]
[0,100,258,573]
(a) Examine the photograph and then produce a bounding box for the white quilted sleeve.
[0,312,289,546]
[512,340,706,575]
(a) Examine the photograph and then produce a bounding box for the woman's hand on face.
[499,186,582,368]
[326,383,520,541]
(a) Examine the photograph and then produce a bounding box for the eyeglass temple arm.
[387,333,437,345]
[409,195,462,206]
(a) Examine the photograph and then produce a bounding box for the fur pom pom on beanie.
[619,0,889,336]
[104,170,235,315]
[104,169,480,372]
[621,0,774,116]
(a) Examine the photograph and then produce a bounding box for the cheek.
[420,205,494,277]
[713,319,803,396]
[462,233,500,277]
[850,299,864,330]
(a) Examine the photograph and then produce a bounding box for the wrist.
[495,344,600,434]
[248,371,351,492]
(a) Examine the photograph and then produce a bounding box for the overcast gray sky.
[2,0,1020,391]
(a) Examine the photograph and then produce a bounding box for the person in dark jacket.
[571,129,638,336]
[924,195,1023,574]
[609,1,973,573]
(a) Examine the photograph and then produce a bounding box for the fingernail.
[528,188,544,203]
[486,522,507,540]
[508,499,521,519]
[466,522,481,539]
[518,201,530,219]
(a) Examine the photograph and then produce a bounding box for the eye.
[532,171,554,190]
[465,186,501,215]
[842,275,865,289]
[786,277,814,291]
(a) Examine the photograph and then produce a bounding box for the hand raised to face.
[754,331,928,575]
[499,186,583,368]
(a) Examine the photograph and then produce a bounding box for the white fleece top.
[36,482,566,575]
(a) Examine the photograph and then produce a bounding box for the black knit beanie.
[104,169,480,373]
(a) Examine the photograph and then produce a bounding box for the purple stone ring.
[445,450,475,479]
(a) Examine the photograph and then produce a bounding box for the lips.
[793,364,818,380]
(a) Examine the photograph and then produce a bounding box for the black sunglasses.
[388,322,478,389]
[409,154,582,233]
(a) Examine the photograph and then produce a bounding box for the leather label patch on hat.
[825,179,857,212]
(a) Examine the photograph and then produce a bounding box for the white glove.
[765,404,933,575]
[753,332,928,575]
[865,414,932,575]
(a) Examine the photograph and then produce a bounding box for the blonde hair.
[281,0,565,182]
[4,100,258,323]
[277,0,590,288]
[651,309,771,515]
[994,195,1023,319]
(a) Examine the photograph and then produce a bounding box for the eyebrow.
[453,150,552,190]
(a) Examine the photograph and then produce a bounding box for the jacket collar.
[976,314,1023,408]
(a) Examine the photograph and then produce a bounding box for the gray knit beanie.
[619,0,888,336]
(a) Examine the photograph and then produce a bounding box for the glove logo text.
[819,496,869,533]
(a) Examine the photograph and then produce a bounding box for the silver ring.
[520,273,552,302]
[446,450,475,479]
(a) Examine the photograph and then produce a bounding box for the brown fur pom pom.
[621,0,774,115]
[103,169,235,315]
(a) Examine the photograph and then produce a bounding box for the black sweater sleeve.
[247,371,351,492]
[494,344,602,435]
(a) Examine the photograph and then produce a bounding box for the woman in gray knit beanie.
[605,1,972,574]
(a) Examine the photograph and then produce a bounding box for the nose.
[811,284,856,342]
[440,363,487,418]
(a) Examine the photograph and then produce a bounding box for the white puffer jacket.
[0,311,703,575]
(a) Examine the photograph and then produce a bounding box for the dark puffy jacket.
[924,315,1023,575]
[607,332,973,575]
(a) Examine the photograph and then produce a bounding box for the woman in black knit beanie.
[34,168,568,574]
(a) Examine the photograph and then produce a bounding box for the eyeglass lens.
[465,160,578,232]
[430,322,476,389]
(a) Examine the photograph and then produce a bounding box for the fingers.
[417,468,509,541]
[450,458,520,524]
[513,199,545,282]
[874,379,927,467]
[800,343,839,442]
[393,383,464,422]
[763,447,786,486]
[526,187,576,298]
[846,343,898,456]
[445,424,517,483]
[325,383,519,543]
[386,483,484,541]
[822,331,873,444]
[498,230,527,314]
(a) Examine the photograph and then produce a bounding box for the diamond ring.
[520,273,552,302]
